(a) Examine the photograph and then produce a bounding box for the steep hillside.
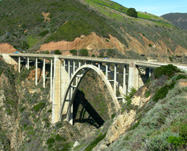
[75,65,187,151]
[0,59,187,151]
[0,0,187,62]
[162,13,187,30]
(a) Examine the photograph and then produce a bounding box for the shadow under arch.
[59,64,121,124]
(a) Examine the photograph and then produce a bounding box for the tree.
[127,8,138,18]
[54,50,62,55]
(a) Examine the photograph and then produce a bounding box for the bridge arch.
[59,64,121,124]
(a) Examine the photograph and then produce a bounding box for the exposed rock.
[0,43,17,53]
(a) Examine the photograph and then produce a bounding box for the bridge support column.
[43,59,46,88]
[50,59,53,102]
[105,64,108,80]
[18,57,21,73]
[60,60,69,122]
[114,64,117,96]
[52,56,61,123]
[35,58,38,86]
[123,65,127,101]
[26,57,29,69]
[146,68,153,77]
[128,62,139,92]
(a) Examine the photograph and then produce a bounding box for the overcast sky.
[112,0,187,16]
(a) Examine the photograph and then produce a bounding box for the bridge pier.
[123,65,127,101]
[52,56,61,123]
[128,62,139,92]
[26,57,29,69]
[50,59,53,102]
[18,57,21,73]
[35,58,38,86]
[43,59,46,88]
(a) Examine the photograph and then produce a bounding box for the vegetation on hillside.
[162,13,187,30]
[0,0,186,56]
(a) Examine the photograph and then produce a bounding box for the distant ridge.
[161,13,187,30]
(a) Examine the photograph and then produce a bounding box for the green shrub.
[43,51,49,54]
[20,41,29,50]
[79,49,88,56]
[55,134,66,142]
[179,123,187,141]
[175,74,187,81]
[152,85,168,102]
[46,138,55,145]
[85,132,106,151]
[145,90,150,98]
[54,50,62,55]
[125,87,136,102]
[167,136,184,147]
[32,102,46,112]
[55,122,63,128]
[70,49,77,55]
[127,8,137,18]
[39,30,49,37]
[153,64,181,79]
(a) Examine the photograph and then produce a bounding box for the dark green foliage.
[32,102,46,112]
[125,87,137,102]
[85,132,107,151]
[167,136,184,148]
[39,30,49,37]
[162,13,187,30]
[70,49,77,56]
[129,120,141,130]
[121,87,137,113]
[79,49,88,56]
[152,85,168,102]
[145,90,150,98]
[175,74,187,81]
[54,50,62,55]
[19,107,26,113]
[153,64,181,79]
[56,122,63,128]
[55,134,66,142]
[44,51,49,54]
[127,8,137,18]
[179,123,187,141]
[20,41,29,50]
[46,138,55,145]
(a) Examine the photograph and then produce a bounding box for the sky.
[112,0,187,16]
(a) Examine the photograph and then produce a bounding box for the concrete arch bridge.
[1,53,187,125]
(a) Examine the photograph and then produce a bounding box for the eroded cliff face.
[0,61,79,151]
[0,60,118,151]
[1,31,187,63]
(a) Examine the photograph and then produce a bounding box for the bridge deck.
[0,53,187,69]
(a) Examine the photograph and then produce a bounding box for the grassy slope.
[0,0,125,50]
[83,0,187,52]
[0,0,187,52]
[107,67,187,150]
[74,66,187,151]
[162,13,187,30]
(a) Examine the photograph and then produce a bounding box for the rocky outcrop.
[0,43,17,53]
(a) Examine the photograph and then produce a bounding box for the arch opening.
[59,64,121,126]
